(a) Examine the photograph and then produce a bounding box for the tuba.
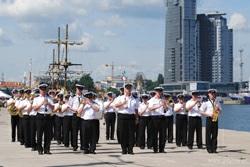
[7,103,19,116]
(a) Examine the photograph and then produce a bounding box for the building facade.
[164,0,197,83]
[197,13,233,83]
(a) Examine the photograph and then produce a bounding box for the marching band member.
[7,89,19,142]
[17,89,32,148]
[103,92,116,140]
[53,93,64,145]
[77,92,100,154]
[148,87,166,153]
[62,94,74,148]
[200,89,222,153]
[137,94,151,149]
[163,93,174,144]
[114,83,138,155]
[174,94,188,147]
[186,91,203,150]
[32,83,54,155]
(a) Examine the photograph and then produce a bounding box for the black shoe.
[159,150,166,153]
[83,150,89,154]
[44,151,52,155]
[198,146,203,149]
[122,150,127,154]
[153,149,158,153]
[11,139,15,142]
[128,151,134,155]
[64,144,69,148]
[188,146,193,150]
[212,150,218,153]
[73,147,78,151]
[140,146,145,150]
[57,141,61,145]
[31,147,37,151]
[38,151,43,155]
[110,138,115,140]
[20,142,24,145]
[207,149,212,153]
[168,141,173,143]
[89,150,96,154]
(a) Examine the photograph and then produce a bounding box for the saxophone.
[212,106,219,122]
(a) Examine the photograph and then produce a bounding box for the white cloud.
[72,33,107,52]
[94,15,125,27]
[0,27,13,46]
[229,13,249,30]
[121,0,163,6]
[104,30,117,37]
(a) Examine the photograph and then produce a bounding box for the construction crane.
[45,24,83,89]
[105,62,136,86]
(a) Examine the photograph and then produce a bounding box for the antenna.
[239,49,244,82]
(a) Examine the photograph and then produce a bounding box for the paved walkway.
[0,108,250,167]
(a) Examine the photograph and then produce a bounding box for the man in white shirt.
[114,83,138,155]
[138,94,150,149]
[77,92,100,154]
[70,84,84,151]
[186,91,203,150]
[174,94,188,147]
[148,87,166,153]
[17,89,32,148]
[32,83,54,155]
[15,89,25,145]
[53,93,64,145]
[200,89,222,153]
[7,89,19,142]
[163,93,174,144]
[104,92,116,140]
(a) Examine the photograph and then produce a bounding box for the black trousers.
[36,113,52,152]
[63,116,73,147]
[22,115,31,147]
[188,116,203,148]
[18,117,24,144]
[165,115,174,143]
[10,115,19,142]
[175,114,188,146]
[206,117,218,152]
[151,116,166,152]
[72,114,81,149]
[50,115,56,140]
[55,116,63,143]
[138,116,150,148]
[116,113,121,144]
[118,113,135,153]
[81,119,97,152]
[104,112,116,140]
[30,115,37,149]
[94,120,100,143]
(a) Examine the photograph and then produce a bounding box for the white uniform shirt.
[104,100,116,113]
[14,98,22,109]
[80,103,100,120]
[138,102,150,117]
[62,102,74,116]
[54,103,64,117]
[94,99,103,120]
[174,102,187,115]
[115,95,138,114]
[200,99,222,117]
[33,95,53,114]
[70,95,83,113]
[20,98,31,115]
[164,106,173,117]
[148,97,164,116]
[7,98,15,106]
[186,99,202,117]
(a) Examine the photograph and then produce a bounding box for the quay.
[0,108,250,167]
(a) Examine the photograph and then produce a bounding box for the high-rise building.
[164,0,197,83]
[197,13,233,83]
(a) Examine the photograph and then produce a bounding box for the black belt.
[37,113,50,117]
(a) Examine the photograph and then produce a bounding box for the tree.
[157,73,164,85]
[145,79,158,91]
[78,74,95,91]
[106,87,120,96]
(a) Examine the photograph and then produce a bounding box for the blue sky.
[0,0,250,83]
